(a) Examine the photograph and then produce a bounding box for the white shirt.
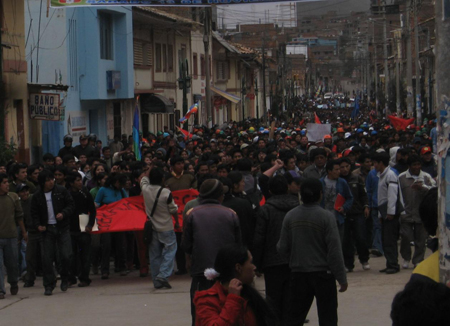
[45,191,57,225]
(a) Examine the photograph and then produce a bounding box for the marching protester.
[252,175,299,324]
[397,155,436,269]
[94,173,129,279]
[141,167,179,289]
[0,173,26,299]
[182,179,242,325]
[30,169,74,296]
[66,171,96,287]
[373,152,404,274]
[278,178,348,326]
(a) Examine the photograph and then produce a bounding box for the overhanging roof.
[211,86,241,104]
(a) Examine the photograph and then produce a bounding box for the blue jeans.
[0,238,19,294]
[149,230,177,284]
[371,208,384,254]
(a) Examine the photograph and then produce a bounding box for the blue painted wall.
[78,7,134,101]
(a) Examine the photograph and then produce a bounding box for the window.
[162,44,167,72]
[200,55,205,78]
[155,43,162,72]
[168,45,174,72]
[216,61,229,81]
[133,40,153,66]
[99,13,113,60]
[193,53,198,77]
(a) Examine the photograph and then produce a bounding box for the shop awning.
[210,86,241,104]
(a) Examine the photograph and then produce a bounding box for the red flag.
[95,189,199,234]
[388,115,415,131]
[299,119,305,126]
[177,126,192,139]
[314,112,321,124]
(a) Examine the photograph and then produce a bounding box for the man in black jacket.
[67,172,96,287]
[340,158,371,272]
[252,175,299,324]
[31,169,75,296]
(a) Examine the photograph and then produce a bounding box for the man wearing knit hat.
[182,179,241,326]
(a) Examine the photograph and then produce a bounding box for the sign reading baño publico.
[51,0,303,6]
[30,93,61,121]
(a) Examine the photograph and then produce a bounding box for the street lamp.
[255,77,259,123]
[178,59,191,131]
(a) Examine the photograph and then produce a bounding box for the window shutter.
[143,43,152,66]
[134,40,144,66]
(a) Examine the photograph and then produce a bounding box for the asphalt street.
[0,253,412,326]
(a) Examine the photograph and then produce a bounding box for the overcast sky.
[217,0,371,29]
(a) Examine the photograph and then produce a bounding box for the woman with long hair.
[194,244,277,326]
[86,164,108,191]
[94,173,129,279]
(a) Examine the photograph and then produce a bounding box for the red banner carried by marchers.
[94,189,199,234]
[388,115,415,131]
[172,189,199,232]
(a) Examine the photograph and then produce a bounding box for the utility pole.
[281,43,286,111]
[255,77,259,123]
[395,32,401,115]
[383,14,389,117]
[414,0,422,125]
[241,76,246,122]
[426,28,432,115]
[373,20,379,113]
[0,24,4,139]
[203,8,212,127]
[262,32,267,118]
[436,0,450,285]
[406,0,414,117]
[367,33,371,101]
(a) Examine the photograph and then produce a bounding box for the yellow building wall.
[1,0,30,162]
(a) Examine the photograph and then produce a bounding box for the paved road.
[0,254,412,326]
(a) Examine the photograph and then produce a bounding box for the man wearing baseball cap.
[420,146,437,178]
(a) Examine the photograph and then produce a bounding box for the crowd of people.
[0,99,445,325]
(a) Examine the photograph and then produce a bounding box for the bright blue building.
[26,5,134,157]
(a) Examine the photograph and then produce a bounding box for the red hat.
[420,146,432,155]
[324,135,332,140]
[337,128,345,133]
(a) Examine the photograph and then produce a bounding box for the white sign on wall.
[29,93,60,121]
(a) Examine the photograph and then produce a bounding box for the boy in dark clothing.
[66,172,96,287]
[253,175,299,324]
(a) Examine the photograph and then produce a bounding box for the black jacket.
[222,194,256,247]
[252,195,299,271]
[69,187,96,232]
[31,185,75,230]
[342,172,368,216]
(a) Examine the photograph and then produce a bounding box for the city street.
[0,253,413,326]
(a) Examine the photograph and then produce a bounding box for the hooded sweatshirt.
[252,195,299,270]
